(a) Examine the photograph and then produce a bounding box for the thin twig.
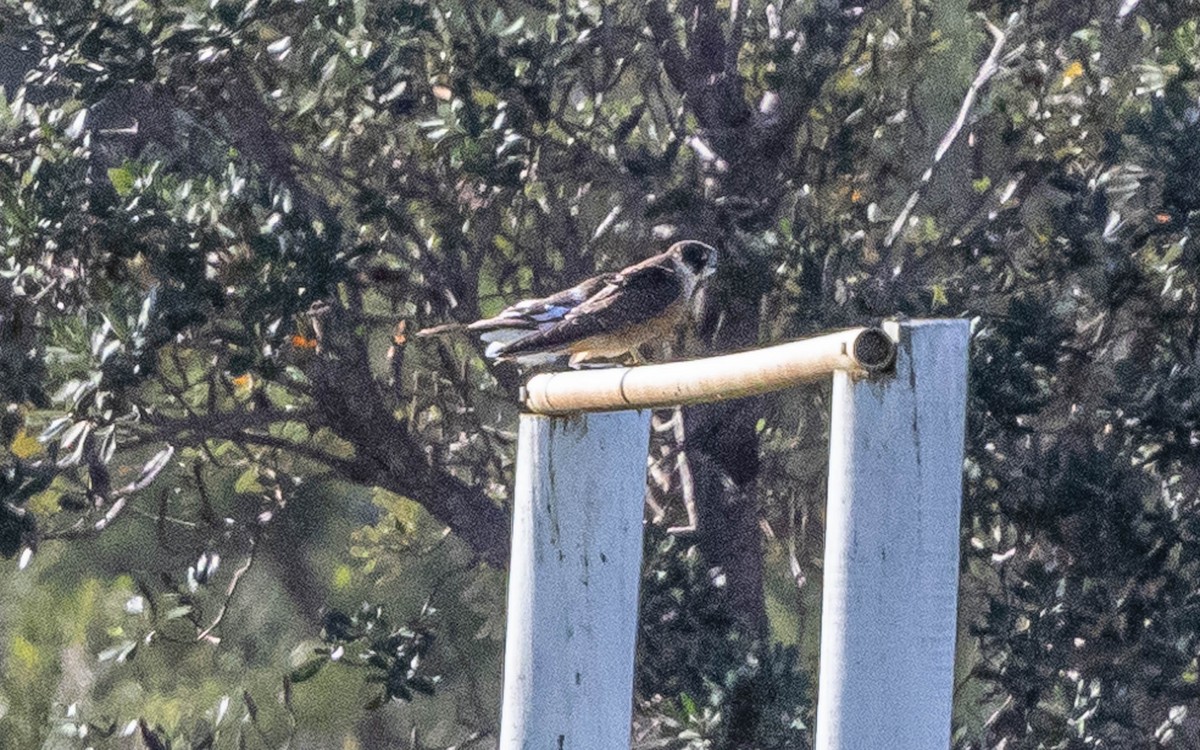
[885,19,1014,247]
[667,407,699,534]
[196,534,258,642]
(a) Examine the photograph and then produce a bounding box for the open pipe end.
[853,328,897,372]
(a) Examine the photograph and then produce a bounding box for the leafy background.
[3,0,1200,747]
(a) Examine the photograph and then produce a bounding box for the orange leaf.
[1061,60,1084,87]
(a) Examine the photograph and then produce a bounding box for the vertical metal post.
[499,410,652,750]
[815,319,970,749]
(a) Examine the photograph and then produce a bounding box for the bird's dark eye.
[680,242,711,272]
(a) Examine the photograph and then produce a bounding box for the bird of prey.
[418,240,717,367]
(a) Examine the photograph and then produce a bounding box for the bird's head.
[670,240,718,283]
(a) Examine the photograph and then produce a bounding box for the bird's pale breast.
[565,299,687,360]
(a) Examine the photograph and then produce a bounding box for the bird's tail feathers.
[478,328,530,345]
[487,344,566,368]
[486,335,570,365]
[415,322,468,337]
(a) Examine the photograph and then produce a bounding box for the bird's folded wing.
[462,273,619,334]
[496,264,682,356]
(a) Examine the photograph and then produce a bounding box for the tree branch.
[645,1,693,100]
[308,304,509,567]
[203,55,334,223]
[689,0,726,78]
[230,432,362,477]
[196,533,258,643]
[885,19,1016,247]
[725,0,746,76]
[140,408,317,448]
[174,50,510,564]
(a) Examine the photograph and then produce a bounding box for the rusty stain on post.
[522,327,897,415]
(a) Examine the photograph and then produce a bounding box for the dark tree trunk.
[647,1,880,644]
[308,303,511,569]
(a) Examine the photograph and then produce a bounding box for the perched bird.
[419,240,717,367]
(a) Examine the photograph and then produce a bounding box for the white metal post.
[499,410,653,750]
[815,319,970,750]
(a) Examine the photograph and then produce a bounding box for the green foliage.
[637,531,810,749]
[315,602,440,708]
[4,0,1200,747]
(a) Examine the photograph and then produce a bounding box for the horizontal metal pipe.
[521,326,896,415]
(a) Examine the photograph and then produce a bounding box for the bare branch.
[667,407,699,534]
[687,135,729,173]
[885,20,1016,247]
[196,534,258,642]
